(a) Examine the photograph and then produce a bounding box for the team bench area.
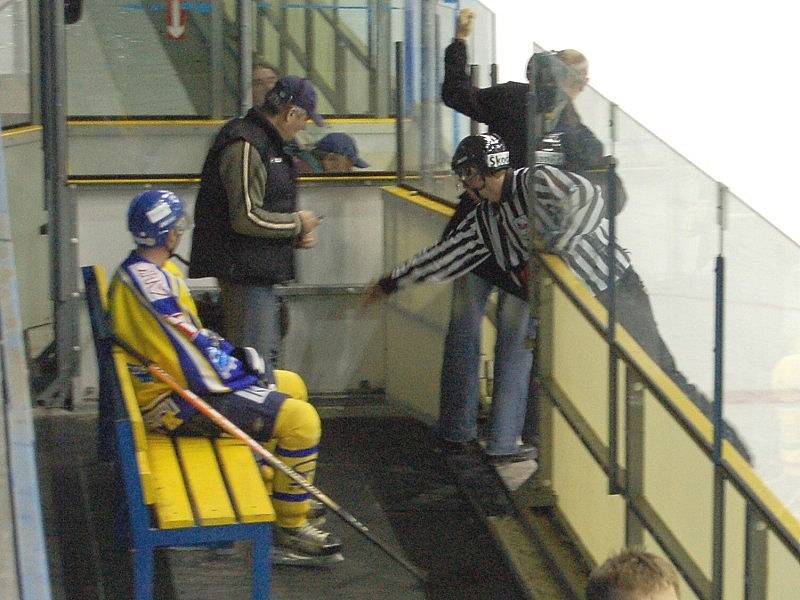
[82,264,308,600]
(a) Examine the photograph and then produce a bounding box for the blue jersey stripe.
[275,444,320,458]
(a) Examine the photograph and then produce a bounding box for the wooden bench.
[82,264,308,600]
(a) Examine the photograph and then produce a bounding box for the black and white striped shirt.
[379,165,606,293]
[566,221,632,296]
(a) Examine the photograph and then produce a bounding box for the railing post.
[41,0,78,408]
[304,7,315,86]
[333,0,346,113]
[528,272,555,505]
[434,12,443,166]
[607,158,621,494]
[712,182,728,600]
[525,40,548,504]
[278,1,288,75]
[419,0,436,187]
[624,367,645,547]
[211,0,225,118]
[744,504,768,600]
[370,0,392,116]
[237,0,252,117]
[395,41,405,182]
[609,102,617,157]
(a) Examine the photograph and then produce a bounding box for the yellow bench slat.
[215,438,275,523]
[175,437,236,526]
[135,450,156,505]
[112,350,149,452]
[111,350,158,504]
[147,435,195,529]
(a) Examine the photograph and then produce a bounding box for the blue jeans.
[438,273,535,455]
[220,281,281,367]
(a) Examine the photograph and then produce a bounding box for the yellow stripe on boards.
[382,185,455,217]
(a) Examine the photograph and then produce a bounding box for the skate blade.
[271,548,344,567]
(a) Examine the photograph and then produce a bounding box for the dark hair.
[585,550,680,600]
[252,61,279,75]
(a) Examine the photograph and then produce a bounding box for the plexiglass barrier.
[725,193,800,517]
[398,0,494,203]
[0,0,30,127]
[59,0,399,117]
[397,2,800,595]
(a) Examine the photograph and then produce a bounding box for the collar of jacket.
[245,107,288,153]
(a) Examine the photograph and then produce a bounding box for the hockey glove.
[232,346,266,377]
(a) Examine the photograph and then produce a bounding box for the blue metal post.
[712,183,727,600]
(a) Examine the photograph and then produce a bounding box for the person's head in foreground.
[127,189,188,259]
[451,133,510,203]
[585,550,680,600]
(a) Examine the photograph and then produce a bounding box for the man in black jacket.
[436,8,603,462]
[189,76,323,368]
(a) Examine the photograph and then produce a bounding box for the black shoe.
[484,444,537,465]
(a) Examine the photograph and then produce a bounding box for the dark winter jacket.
[190,108,302,286]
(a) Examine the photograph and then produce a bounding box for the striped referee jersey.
[379,165,606,294]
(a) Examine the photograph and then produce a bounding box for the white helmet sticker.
[146,200,172,224]
[486,151,510,169]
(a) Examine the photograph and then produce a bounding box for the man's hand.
[297,231,317,249]
[364,281,388,305]
[455,8,475,40]
[298,210,321,234]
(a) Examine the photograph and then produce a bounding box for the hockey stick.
[111,335,427,583]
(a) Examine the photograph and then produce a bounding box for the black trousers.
[597,268,751,461]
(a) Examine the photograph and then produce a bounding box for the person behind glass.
[435,8,602,462]
[366,133,605,464]
[113,190,343,566]
[252,62,280,109]
[443,8,602,171]
[585,549,680,600]
[189,76,323,368]
[294,132,370,174]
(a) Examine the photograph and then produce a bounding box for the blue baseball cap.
[272,76,325,127]
[316,133,369,168]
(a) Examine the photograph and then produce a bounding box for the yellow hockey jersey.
[109,251,257,411]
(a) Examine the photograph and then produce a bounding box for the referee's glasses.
[454,165,484,190]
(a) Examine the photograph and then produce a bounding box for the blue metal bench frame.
[82,265,272,600]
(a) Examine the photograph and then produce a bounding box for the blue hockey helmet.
[127,190,186,247]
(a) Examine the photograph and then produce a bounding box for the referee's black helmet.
[451,133,510,177]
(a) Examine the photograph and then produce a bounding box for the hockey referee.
[367,132,753,462]
[366,133,604,302]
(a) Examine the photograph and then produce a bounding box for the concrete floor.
[35,405,531,600]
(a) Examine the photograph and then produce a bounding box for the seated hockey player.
[109,189,342,566]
